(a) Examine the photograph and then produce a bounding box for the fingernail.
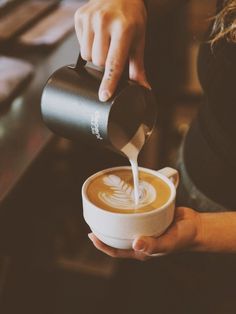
[143,82,152,90]
[99,90,110,102]
[88,233,93,240]
[133,240,146,251]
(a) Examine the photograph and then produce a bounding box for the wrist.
[192,212,206,251]
[189,211,205,251]
[192,211,236,253]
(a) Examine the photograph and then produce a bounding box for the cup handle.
[157,167,179,188]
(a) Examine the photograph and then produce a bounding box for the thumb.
[133,234,175,255]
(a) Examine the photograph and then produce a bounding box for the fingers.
[129,30,151,89]
[88,233,151,261]
[98,24,133,101]
[75,6,94,61]
[92,32,110,67]
[74,9,83,44]
[80,20,94,61]
[91,13,110,67]
[88,233,135,259]
[74,1,148,102]
[133,234,175,256]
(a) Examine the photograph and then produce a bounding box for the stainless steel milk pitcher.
[41,55,157,154]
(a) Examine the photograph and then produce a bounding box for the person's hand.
[88,207,202,261]
[74,0,150,102]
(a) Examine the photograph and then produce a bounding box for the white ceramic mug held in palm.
[82,167,179,249]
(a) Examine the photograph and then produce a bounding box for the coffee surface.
[86,169,171,213]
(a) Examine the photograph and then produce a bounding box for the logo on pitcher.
[91,110,103,140]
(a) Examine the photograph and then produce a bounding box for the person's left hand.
[88,207,202,261]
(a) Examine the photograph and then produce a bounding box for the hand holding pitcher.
[74,0,150,101]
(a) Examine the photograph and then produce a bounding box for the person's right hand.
[88,207,203,261]
[74,0,150,102]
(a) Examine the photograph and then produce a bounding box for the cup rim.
[82,166,176,217]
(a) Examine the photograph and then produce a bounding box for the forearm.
[195,211,236,253]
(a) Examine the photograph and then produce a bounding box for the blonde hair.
[211,0,236,45]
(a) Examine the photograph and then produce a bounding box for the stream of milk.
[121,124,147,207]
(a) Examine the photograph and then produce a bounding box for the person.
[74,0,236,261]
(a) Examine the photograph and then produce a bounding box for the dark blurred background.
[1,1,236,314]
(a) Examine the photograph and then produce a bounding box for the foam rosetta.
[87,169,171,213]
[99,174,156,210]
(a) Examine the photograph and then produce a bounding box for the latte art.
[86,169,171,214]
[99,175,156,210]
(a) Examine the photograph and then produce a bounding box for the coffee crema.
[86,169,171,213]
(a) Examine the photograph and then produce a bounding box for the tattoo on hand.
[107,68,114,81]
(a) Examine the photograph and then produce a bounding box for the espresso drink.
[87,169,171,214]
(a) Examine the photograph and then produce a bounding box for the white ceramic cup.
[82,166,179,249]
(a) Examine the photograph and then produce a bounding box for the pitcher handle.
[74,53,87,69]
